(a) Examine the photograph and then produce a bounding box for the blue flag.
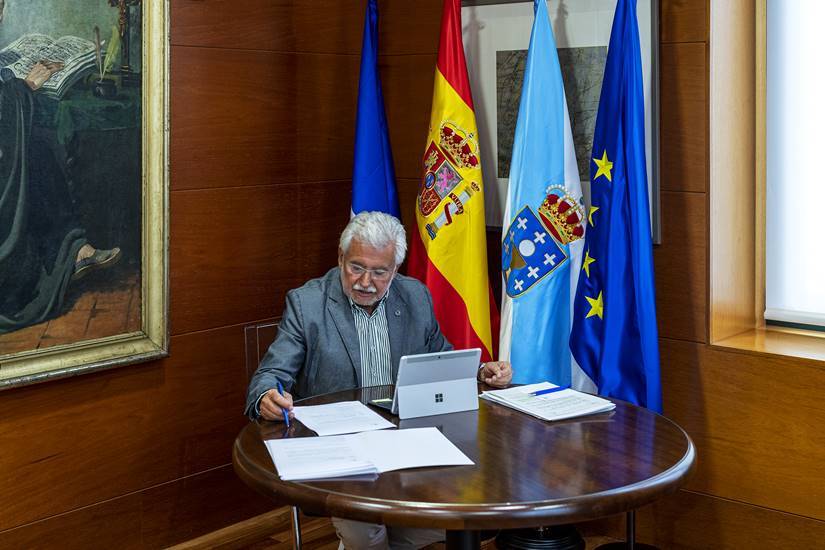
[351,0,399,217]
[500,0,591,389]
[569,0,662,412]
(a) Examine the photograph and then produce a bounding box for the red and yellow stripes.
[407,0,497,362]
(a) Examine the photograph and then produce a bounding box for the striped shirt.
[349,295,392,388]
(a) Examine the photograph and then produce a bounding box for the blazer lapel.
[386,287,408,382]
[327,273,362,387]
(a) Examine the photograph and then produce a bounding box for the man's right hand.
[259,388,294,422]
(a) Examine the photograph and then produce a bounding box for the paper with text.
[480,382,615,421]
[292,400,396,436]
[264,427,473,481]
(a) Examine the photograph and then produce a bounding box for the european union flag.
[569,0,662,412]
[351,0,400,217]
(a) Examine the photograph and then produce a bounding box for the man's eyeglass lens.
[347,263,390,280]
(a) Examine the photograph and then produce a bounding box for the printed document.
[291,401,396,436]
[480,382,615,421]
[265,427,474,481]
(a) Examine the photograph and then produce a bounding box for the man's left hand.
[479,361,512,388]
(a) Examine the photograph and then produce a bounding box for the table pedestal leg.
[496,525,584,549]
[595,511,659,550]
[446,530,480,550]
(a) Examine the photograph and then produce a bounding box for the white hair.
[340,211,407,266]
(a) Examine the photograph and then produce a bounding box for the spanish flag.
[407,0,497,362]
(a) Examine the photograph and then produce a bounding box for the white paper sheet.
[480,382,615,422]
[264,427,474,481]
[291,400,396,436]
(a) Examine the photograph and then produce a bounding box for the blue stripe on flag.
[351,0,400,217]
[501,0,586,386]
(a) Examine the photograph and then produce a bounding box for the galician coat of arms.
[502,185,585,297]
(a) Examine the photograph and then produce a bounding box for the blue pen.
[276,381,291,427]
[531,385,570,396]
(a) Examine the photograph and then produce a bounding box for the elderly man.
[245,211,512,550]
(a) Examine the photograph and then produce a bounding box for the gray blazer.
[244,267,452,418]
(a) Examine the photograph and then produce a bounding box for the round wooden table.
[233,386,695,549]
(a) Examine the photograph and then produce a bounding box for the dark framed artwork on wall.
[461,0,660,242]
[0,0,168,389]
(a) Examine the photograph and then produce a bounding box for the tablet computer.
[371,348,481,419]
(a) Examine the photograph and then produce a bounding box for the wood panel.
[708,0,756,342]
[0,466,273,550]
[0,325,250,531]
[660,338,825,520]
[396,178,422,234]
[171,47,359,191]
[660,42,707,193]
[140,466,273,548]
[584,488,825,550]
[171,181,347,335]
[171,0,442,56]
[653,191,706,343]
[171,46,297,190]
[296,180,354,279]
[381,54,437,180]
[660,0,708,44]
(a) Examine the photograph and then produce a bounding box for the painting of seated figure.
[0,0,167,389]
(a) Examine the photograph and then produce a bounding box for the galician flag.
[351,0,400,217]
[500,0,592,390]
[570,0,662,412]
[407,0,497,362]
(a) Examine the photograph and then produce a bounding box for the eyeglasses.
[345,262,393,281]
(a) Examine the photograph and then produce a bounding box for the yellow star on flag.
[593,150,613,182]
[585,291,604,319]
[588,205,600,226]
[582,249,596,277]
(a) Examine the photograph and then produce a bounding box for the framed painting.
[0,0,168,389]
[461,0,660,242]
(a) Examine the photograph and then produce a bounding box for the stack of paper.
[265,427,474,481]
[480,382,615,421]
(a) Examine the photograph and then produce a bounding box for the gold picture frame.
[0,0,168,389]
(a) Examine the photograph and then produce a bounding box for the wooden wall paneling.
[708,0,756,342]
[171,0,442,55]
[0,325,250,531]
[396,178,422,234]
[381,54,437,181]
[379,0,442,55]
[294,53,360,183]
[171,46,299,190]
[297,180,353,279]
[661,338,825,520]
[170,185,303,335]
[637,489,825,550]
[660,42,707,193]
[0,492,143,550]
[171,0,362,53]
[660,0,708,44]
[139,465,274,548]
[172,48,360,191]
[135,327,251,482]
[653,191,707,343]
[584,488,825,550]
[0,364,165,531]
[0,466,273,550]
